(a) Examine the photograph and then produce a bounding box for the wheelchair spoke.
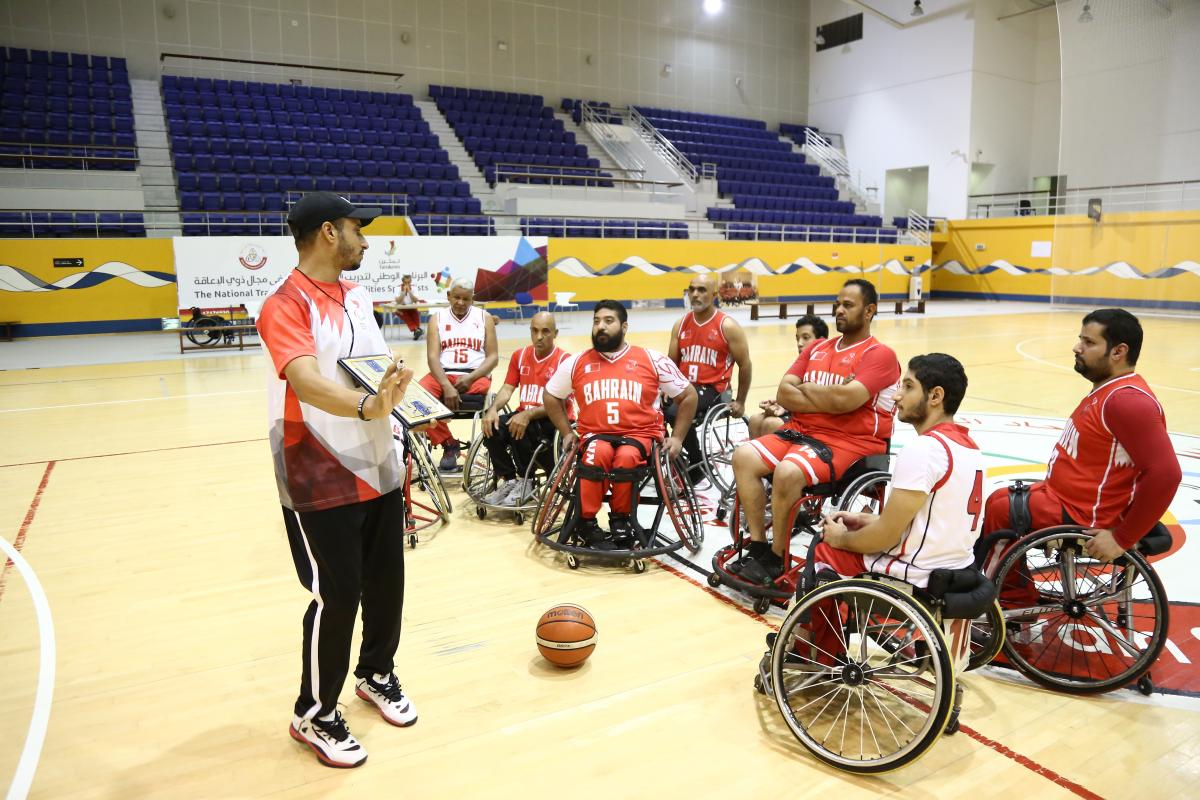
[862,681,906,750]
[861,680,919,739]
[784,623,847,668]
[858,598,875,663]
[1058,546,1078,602]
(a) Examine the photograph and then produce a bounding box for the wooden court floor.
[1,306,1199,799]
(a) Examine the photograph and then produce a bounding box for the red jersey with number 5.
[544,344,691,440]
[864,422,984,587]
[677,310,733,392]
[1045,373,1163,528]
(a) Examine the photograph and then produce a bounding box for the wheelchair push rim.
[463,433,549,515]
[771,578,955,773]
[993,525,1170,695]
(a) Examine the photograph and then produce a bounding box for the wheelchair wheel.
[410,433,452,520]
[184,314,226,347]
[699,402,750,500]
[966,600,1005,672]
[462,434,495,506]
[531,440,580,540]
[836,470,889,515]
[771,578,954,774]
[993,526,1169,695]
[655,446,704,553]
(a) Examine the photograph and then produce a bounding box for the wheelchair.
[462,412,559,526]
[695,401,751,521]
[971,510,1172,695]
[400,427,452,549]
[421,389,492,480]
[755,544,997,773]
[709,447,891,614]
[531,433,703,573]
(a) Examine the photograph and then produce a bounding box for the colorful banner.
[546,239,931,303]
[172,235,549,311]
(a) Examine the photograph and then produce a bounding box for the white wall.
[807,0,975,218]
[884,166,928,221]
[0,0,810,126]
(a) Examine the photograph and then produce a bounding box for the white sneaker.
[289,711,367,768]
[483,479,517,505]
[356,673,418,727]
[499,478,531,507]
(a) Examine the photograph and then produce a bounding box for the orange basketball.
[536,604,597,668]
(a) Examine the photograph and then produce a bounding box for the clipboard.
[338,355,453,427]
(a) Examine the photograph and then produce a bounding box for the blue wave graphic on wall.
[0,262,176,292]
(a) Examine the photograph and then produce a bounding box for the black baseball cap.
[286,192,382,237]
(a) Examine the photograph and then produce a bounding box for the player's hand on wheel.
[1083,528,1125,562]
[664,435,684,461]
[728,400,745,418]
[561,430,579,454]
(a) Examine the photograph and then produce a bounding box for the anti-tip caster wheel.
[716,507,728,523]
[707,572,721,588]
[476,506,487,520]
[753,674,764,694]
[407,533,418,549]
[943,714,961,736]
[566,553,580,570]
[1136,674,1155,696]
[515,512,524,526]
[753,597,771,614]
[633,559,647,573]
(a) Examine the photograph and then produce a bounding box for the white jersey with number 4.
[864,422,985,587]
[437,305,487,372]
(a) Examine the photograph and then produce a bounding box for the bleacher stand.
[520,218,687,239]
[432,85,612,188]
[163,76,483,236]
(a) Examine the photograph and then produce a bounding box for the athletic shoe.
[289,711,367,768]
[438,445,462,473]
[577,517,617,551]
[728,540,771,575]
[739,549,784,586]
[356,673,418,727]
[483,479,518,505]
[499,478,533,507]
[413,328,424,340]
[609,514,635,549]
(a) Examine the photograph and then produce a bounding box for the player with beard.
[665,274,752,481]
[257,193,418,768]
[981,309,1180,570]
[544,300,697,549]
[731,279,900,585]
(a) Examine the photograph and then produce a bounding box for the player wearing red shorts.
[731,279,901,585]
[418,278,498,472]
[544,300,697,550]
[982,309,1181,570]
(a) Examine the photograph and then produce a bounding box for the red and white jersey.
[437,305,487,372]
[545,344,690,439]
[866,423,985,587]
[504,345,571,411]
[677,310,734,392]
[257,270,401,512]
[782,335,900,455]
[1045,373,1163,528]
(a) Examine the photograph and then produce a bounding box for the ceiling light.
[1078,2,1093,22]
[702,0,723,16]
[911,0,924,17]
[814,31,826,46]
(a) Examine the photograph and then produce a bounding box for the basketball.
[536,604,597,668]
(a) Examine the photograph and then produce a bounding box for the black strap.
[771,429,837,483]
[1008,480,1032,536]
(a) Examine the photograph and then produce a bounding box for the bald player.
[666,274,752,479]
[479,311,572,506]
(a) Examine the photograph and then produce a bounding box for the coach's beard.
[592,329,625,352]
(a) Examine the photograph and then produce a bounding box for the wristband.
[357,394,370,420]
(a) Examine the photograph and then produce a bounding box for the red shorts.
[747,433,873,486]
[809,541,866,579]
[418,372,492,447]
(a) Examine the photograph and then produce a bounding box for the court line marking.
[654,556,1106,800]
[0,388,263,413]
[0,461,55,606]
[1014,336,1200,396]
[0,438,266,469]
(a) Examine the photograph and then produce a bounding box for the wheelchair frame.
[462,412,560,526]
[402,428,452,549]
[696,401,751,521]
[531,434,704,573]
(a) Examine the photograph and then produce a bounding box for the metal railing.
[968,179,1200,218]
[0,141,139,170]
[492,162,642,187]
[802,129,877,214]
[627,105,701,186]
[579,101,647,180]
[906,210,931,246]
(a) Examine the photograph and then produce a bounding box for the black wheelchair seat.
[807,453,890,498]
[1137,522,1173,556]
[923,567,996,620]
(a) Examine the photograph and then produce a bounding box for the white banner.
[172,235,548,312]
